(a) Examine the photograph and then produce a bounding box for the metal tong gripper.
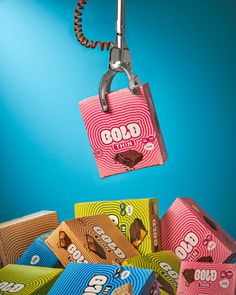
[99,0,141,112]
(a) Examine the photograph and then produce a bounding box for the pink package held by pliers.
[79,84,167,178]
[78,0,167,178]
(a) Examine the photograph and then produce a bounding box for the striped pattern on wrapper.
[161,198,236,263]
[45,215,139,267]
[16,236,60,268]
[0,211,59,266]
[48,263,159,295]
[74,198,161,255]
[177,262,236,295]
[79,84,167,178]
[0,264,63,294]
[123,250,180,295]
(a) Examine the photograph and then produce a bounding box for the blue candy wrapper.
[48,263,160,295]
[16,232,61,268]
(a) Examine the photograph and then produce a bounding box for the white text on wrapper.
[67,244,89,263]
[175,232,199,260]
[93,226,126,259]
[158,262,179,287]
[194,269,217,282]
[101,123,141,144]
[0,282,25,293]
[82,275,111,295]
[152,218,159,248]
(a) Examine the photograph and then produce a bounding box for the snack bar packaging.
[0,211,59,266]
[124,250,180,295]
[79,84,167,178]
[0,264,62,294]
[177,262,236,295]
[74,198,161,255]
[161,198,236,263]
[45,215,139,267]
[16,232,61,268]
[48,263,160,295]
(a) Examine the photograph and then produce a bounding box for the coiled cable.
[74,0,113,50]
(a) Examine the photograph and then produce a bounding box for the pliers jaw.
[99,0,141,112]
[99,69,116,112]
[99,61,141,112]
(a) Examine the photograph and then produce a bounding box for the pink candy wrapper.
[177,262,236,295]
[161,198,236,263]
[79,84,167,178]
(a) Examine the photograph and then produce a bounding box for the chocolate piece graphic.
[59,231,72,249]
[114,150,143,168]
[129,218,148,248]
[197,256,213,262]
[111,283,133,295]
[86,235,106,260]
[203,215,217,231]
[156,275,175,295]
[183,269,195,284]
[46,216,139,267]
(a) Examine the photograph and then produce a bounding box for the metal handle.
[117,0,125,55]
[99,0,141,112]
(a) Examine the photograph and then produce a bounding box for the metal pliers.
[99,0,141,112]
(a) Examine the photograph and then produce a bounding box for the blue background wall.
[1,0,235,238]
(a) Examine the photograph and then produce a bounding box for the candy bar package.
[74,198,161,255]
[0,211,59,266]
[0,264,62,294]
[16,232,61,268]
[45,215,139,267]
[177,262,236,295]
[79,84,167,178]
[161,198,236,263]
[48,262,160,295]
[124,250,180,295]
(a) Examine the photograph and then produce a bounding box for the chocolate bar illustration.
[182,269,195,284]
[111,283,133,295]
[58,231,72,249]
[129,218,148,248]
[86,235,106,260]
[46,216,139,267]
[197,256,213,262]
[114,150,143,168]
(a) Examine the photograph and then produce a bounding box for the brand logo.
[101,123,141,145]
[152,219,159,247]
[194,269,217,282]
[67,244,88,263]
[93,226,126,259]
[175,232,199,260]
[159,262,179,287]
[0,282,25,293]
[82,275,110,295]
